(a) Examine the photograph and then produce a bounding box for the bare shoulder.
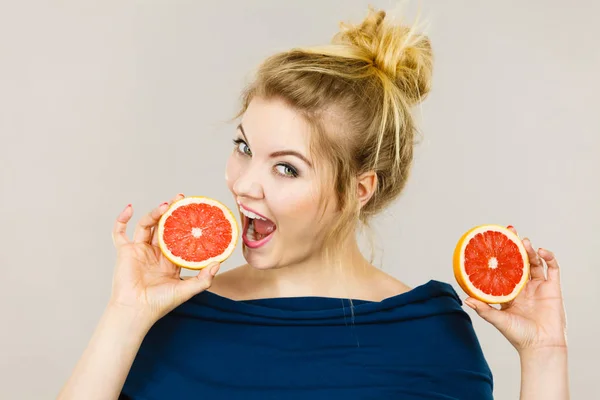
[339,265,412,302]
[367,267,413,301]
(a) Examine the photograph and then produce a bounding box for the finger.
[506,227,542,280]
[151,193,185,247]
[523,238,545,280]
[112,204,133,248]
[539,248,560,282]
[133,202,170,243]
[175,262,220,302]
[464,297,508,331]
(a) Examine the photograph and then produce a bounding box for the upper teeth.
[239,206,267,221]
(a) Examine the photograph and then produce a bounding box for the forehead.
[241,96,311,151]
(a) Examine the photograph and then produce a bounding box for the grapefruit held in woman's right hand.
[109,194,236,324]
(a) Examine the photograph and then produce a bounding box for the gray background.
[1,0,598,398]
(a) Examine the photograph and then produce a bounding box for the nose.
[232,164,265,200]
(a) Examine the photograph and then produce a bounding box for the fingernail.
[507,225,514,230]
[159,202,169,210]
[209,263,220,276]
[123,204,131,212]
[178,193,185,198]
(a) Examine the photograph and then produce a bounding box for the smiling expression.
[225,96,338,269]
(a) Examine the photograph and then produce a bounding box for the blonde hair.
[235,7,433,266]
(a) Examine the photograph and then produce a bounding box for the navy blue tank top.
[121,280,493,399]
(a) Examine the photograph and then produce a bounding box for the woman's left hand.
[464,226,568,355]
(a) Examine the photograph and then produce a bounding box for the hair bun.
[333,8,433,105]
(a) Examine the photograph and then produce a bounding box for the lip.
[238,202,272,222]
[242,216,275,249]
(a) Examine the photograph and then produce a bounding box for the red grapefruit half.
[453,224,529,304]
[158,196,239,270]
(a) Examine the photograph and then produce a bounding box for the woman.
[58,8,569,399]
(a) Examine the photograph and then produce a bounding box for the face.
[225,96,337,270]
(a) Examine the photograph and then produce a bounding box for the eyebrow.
[237,123,313,168]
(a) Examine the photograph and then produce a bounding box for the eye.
[275,163,299,178]
[232,138,252,156]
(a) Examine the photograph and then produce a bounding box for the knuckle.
[198,276,212,289]
[137,216,153,228]
[151,209,164,222]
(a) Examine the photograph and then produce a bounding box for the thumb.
[176,262,220,302]
[464,297,508,331]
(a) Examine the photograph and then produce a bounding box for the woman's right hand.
[109,193,220,325]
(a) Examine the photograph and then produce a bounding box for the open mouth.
[240,206,277,249]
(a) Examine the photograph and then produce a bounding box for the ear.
[357,171,377,210]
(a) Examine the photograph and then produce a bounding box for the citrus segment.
[158,196,239,270]
[453,224,529,304]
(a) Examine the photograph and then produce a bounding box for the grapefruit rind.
[453,224,530,304]
[157,196,239,270]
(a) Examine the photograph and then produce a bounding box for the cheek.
[276,183,325,229]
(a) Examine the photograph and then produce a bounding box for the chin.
[242,247,280,270]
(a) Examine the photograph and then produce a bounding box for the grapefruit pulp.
[453,224,529,304]
[158,196,239,270]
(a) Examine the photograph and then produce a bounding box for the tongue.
[253,219,276,235]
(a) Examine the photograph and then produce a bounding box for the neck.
[243,237,377,299]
